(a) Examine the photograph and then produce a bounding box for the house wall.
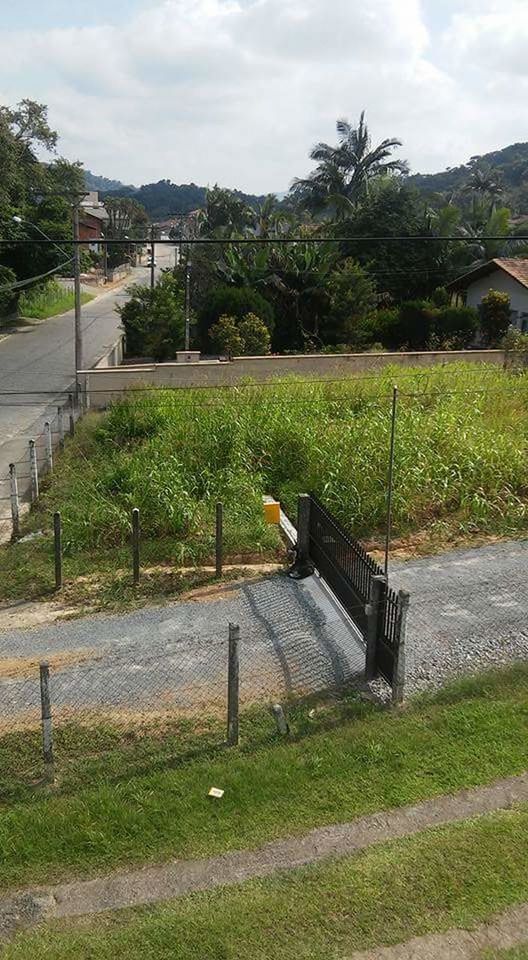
[81,349,505,409]
[465,270,528,329]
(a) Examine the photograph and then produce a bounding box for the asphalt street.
[0,245,176,533]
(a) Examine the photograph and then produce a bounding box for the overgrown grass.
[18,280,93,319]
[1,664,527,892]
[3,362,528,604]
[5,805,528,959]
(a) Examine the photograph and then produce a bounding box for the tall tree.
[291,111,408,218]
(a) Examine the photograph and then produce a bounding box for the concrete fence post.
[68,393,75,437]
[9,463,20,539]
[227,623,240,746]
[365,574,387,682]
[54,512,63,590]
[44,421,53,473]
[392,589,410,705]
[132,508,140,585]
[57,406,65,450]
[29,439,39,501]
[215,501,223,578]
[39,661,54,767]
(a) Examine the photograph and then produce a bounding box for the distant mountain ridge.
[85,141,528,220]
[83,171,268,219]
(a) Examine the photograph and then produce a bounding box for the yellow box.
[264,500,281,524]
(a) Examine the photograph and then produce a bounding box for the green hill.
[406,142,528,214]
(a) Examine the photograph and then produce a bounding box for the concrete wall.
[466,270,528,328]
[81,349,505,409]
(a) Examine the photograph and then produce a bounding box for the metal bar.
[54,512,63,590]
[9,463,20,538]
[384,386,398,579]
[215,501,223,578]
[29,439,39,500]
[392,590,410,704]
[44,421,53,473]
[227,623,240,746]
[132,508,140,585]
[39,662,54,766]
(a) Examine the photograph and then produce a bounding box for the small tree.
[238,313,271,355]
[209,315,244,357]
[479,289,512,346]
[325,258,378,349]
[117,272,185,361]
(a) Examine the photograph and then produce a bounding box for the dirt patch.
[0,648,98,680]
[0,600,80,632]
[364,529,525,564]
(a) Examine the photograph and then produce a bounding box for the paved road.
[0,573,365,730]
[0,245,176,532]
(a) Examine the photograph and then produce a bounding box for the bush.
[209,315,244,357]
[480,289,512,346]
[118,272,185,361]
[325,258,377,349]
[434,306,479,348]
[199,285,274,348]
[376,302,436,350]
[238,313,271,355]
[431,286,450,307]
[0,264,18,319]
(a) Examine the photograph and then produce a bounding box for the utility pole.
[150,224,155,291]
[185,257,192,350]
[72,201,83,397]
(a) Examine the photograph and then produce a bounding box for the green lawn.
[18,281,93,319]
[5,804,528,959]
[1,665,528,893]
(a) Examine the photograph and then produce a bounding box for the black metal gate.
[307,494,402,683]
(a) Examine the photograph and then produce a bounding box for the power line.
[1,236,527,247]
[0,258,74,293]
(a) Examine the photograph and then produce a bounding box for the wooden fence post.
[9,463,20,539]
[215,501,223,578]
[227,623,240,746]
[54,512,63,590]
[44,421,53,473]
[57,406,64,450]
[29,439,39,501]
[392,590,410,705]
[365,574,386,682]
[39,662,54,767]
[132,507,140,585]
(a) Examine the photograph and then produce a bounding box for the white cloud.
[0,0,526,192]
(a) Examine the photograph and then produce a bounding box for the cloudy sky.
[0,0,526,193]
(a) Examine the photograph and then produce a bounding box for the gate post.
[365,574,386,682]
[288,493,314,579]
[392,589,410,705]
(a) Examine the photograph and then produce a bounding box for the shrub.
[199,285,274,348]
[431,286,450,307]
[238,313,271,355]
[479,289,511,346]
[118,272,185,361]
[434,306,479,348]
[376,302,436,350]
[325,258,377,349]
[0,264,18,319]
[209,315,244,357]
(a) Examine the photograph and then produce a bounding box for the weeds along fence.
[0,392,82,542]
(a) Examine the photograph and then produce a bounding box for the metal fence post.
[227,623,240,746]
[44,421,53,473]
[9,463,20,539]
[57,405,65,450]
[39,662,54,767]
[297,493,310,564]
[132,507,140,585]
[365,574,386,682]
[215,501,223,578]
[54,512,63,590]
[68,393,75,437]
[29,439,39,501]
[392,590,410,705]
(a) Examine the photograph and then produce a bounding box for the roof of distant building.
[447,258,528,292]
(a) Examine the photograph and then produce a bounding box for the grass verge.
[5,804,528,958]
[1,664,527,892]
[18,281,93,319]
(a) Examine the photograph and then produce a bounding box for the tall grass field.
[19,280,93,320]
[3,362,528,602]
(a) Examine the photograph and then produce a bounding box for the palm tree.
[463,163,503,211]
[291,111,408,218]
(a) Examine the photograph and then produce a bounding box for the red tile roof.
[494,258,528,288]
[447,258,528,291]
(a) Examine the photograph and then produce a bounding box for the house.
[79,192,109,252]
[447,258,528,332]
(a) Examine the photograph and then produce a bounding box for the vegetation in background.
[480,289,513,346]
[18,280,93,319]
[118,272,185,360]
[199,283,275,349]
[209,312,271,356]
